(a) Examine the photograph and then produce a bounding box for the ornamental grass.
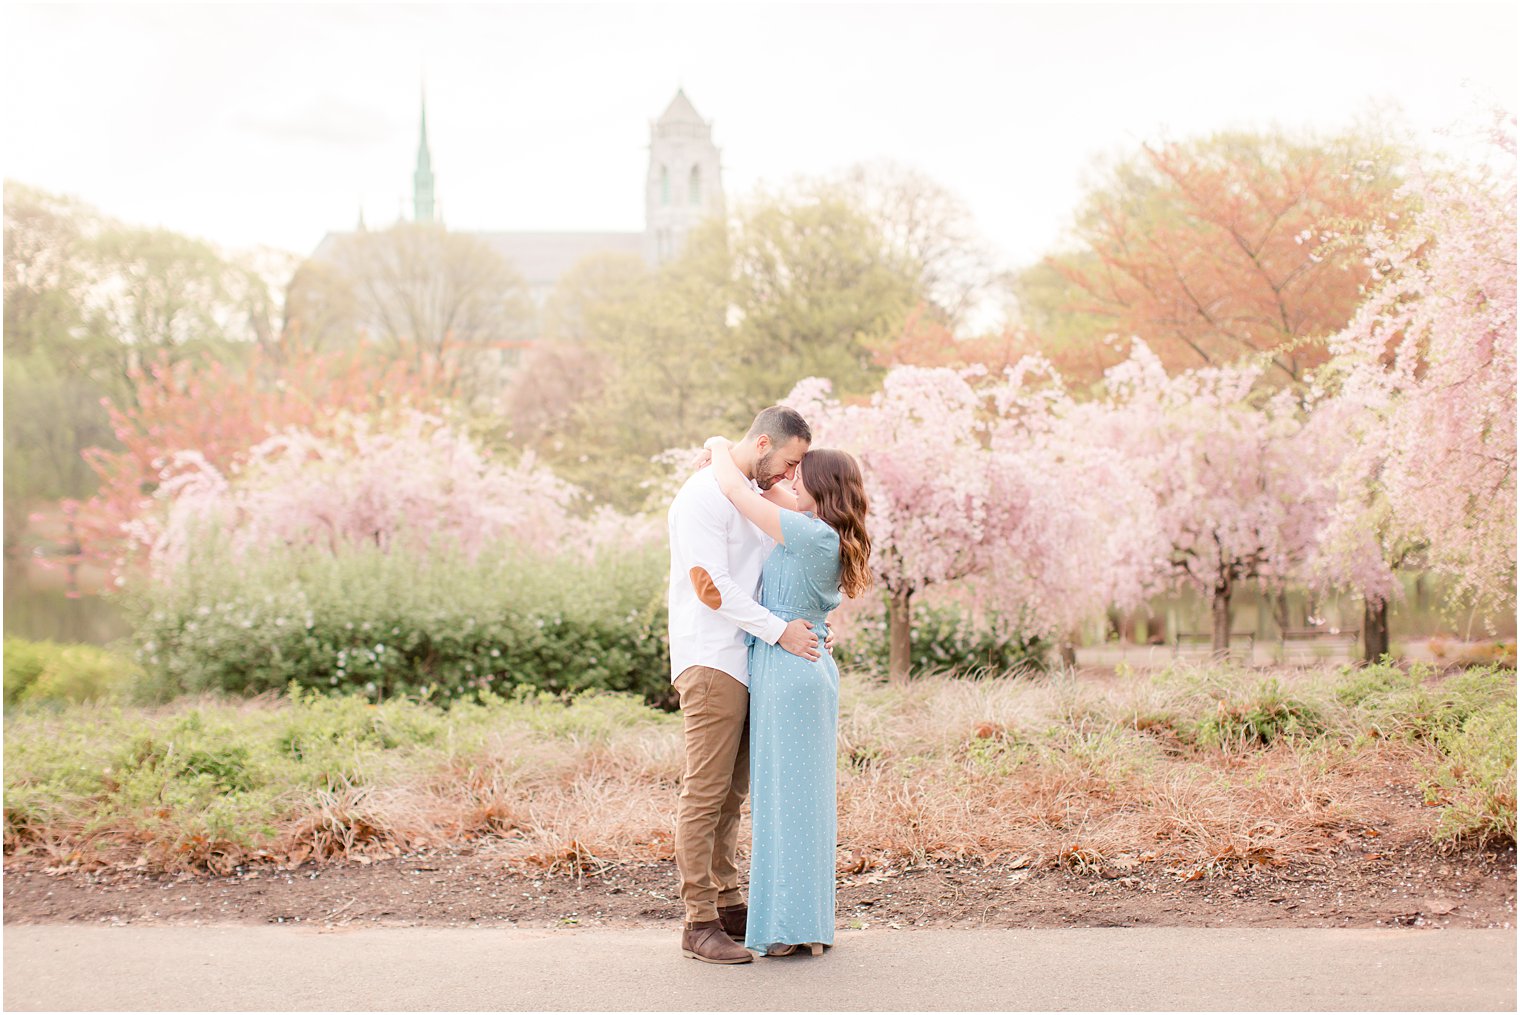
[4,662,1513,877]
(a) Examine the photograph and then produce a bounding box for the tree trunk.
[888,587,913,683]
[1363,596,1390,664]
[1272,591,1291,635]
[1211,573,1233,659]
[1059,630,1078,669]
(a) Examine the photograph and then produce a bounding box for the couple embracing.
[666,405,873,963]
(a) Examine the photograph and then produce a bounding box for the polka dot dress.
[744,510,843,956]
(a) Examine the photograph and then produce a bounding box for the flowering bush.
[116,407,670,703]
[145,412,542,573]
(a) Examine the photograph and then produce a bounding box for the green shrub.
[1342,662,1510,743]
[1425,704,1517,846]
[127,537,674,706]
[129,528,1057,704]
[1332,663,1515,844]
[3,637,141,706]
[842,600,1048,676]
[1194,677,1323,748]
[3,638,47,704]
[1334,660,1424,707]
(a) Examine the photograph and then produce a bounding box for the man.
[667,405,820,964]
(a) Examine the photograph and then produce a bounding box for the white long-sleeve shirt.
[667,466,787,686]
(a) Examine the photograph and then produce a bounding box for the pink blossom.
[1324,115,1516,610]
[139,410,647,581]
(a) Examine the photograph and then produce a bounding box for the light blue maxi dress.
[744,510,843,955]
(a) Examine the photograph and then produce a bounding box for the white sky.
[3,2,1516,272]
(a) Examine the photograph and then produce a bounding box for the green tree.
[4,182,290,529]
[3,354,116,506]
[4,183,122,524]
[498,252,648,459]
[545,227,735,506]
[722,188,922,407]
[3,182,99,359]
[90,225,242,374]
[534,188,925,508]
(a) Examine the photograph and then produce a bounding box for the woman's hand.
[706,435,748,500]
[690,448,713,470]
[703,433,789,544]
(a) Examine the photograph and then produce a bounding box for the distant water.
[3,556,131,646]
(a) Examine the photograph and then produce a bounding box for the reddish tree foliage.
[873,306,1036,375]
[1042,131,1410,381]
[69,343,448,580]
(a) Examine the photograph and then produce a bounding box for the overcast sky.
[3,2,1515,271]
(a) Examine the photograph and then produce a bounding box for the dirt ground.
[6,835,1513,933]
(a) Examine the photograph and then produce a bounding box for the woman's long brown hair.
[799,448,873,599]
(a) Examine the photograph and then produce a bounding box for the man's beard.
[753,450,785,490]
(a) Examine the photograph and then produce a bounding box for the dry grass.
[4,663,1513,877]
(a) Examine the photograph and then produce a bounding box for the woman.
[703,436,873,958]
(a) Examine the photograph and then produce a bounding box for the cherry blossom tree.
[1323,114,1517,616]
[137,409,659,584]
[1087,342,1336,655]
[72,343,448,584]
[785,369,996,680]
[785,363,1160,679]
[1296,388,1410,661]
[978,359,1170,657]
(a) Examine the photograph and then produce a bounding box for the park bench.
[1279,627,1360,663]
[1172,632,1254,662]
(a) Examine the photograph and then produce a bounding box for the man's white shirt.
[667,467,787,687]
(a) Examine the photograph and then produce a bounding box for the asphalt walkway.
[4,925,1515,1011]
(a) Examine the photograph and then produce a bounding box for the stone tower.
[645,89,723,264]
[413,89,436,223]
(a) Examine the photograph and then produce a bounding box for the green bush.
[1334,663,1514,844]
[842,600,1049,676]
[1425,705,1517,846]
[127,537,674,706]
[3,638,47,703]
[1334,660,1424,707]
[1193,677,1323,748]
[3,637,141,706]
[1340,661,1510,743]
[129,528,1059,705]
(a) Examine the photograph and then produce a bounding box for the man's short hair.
[747,405,812,447]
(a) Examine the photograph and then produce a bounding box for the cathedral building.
[314,89,725,306]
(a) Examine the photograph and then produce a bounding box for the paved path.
[4,925,1515,1011]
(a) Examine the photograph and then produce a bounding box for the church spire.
[413,86,435,223]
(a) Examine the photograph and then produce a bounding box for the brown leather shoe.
[716,903,747,941]
[682,919,754,964]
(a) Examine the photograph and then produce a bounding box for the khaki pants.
[674,665,749,924]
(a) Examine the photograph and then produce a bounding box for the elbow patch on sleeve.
[689,567,723,610]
